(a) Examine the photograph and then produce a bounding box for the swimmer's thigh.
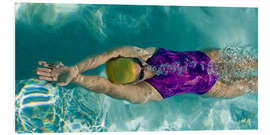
[203,80,249,98]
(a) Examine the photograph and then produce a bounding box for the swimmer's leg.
[230,55,258,72]
[201,48,258,72]
[201,48,258,98]
[204,76,257,98]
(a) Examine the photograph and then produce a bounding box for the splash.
[214,43,258,93]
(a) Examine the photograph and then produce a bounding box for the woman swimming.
[35,46,258,104]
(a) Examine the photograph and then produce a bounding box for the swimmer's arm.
[72,46,157,73]
[72,74,160,104]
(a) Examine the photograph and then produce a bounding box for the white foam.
[15,3,78,26]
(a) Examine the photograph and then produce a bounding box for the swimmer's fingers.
[38,61,51,68]
[38,61,64,69]
[35,68,52,73]
[35,70,51,77]
[37,76,54,81]
[37,76,57,87]
[35,68,52,78]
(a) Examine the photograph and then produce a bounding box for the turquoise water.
[15,3,258,133]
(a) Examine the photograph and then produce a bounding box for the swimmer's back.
[143,48,218,99]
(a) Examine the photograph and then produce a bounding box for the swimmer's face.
[133,62,143,81]
[131,60,151,84]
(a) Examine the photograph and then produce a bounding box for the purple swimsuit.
[144,48,218,99]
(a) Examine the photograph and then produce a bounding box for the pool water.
[15,3,258,133]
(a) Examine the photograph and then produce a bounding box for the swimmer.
[35,46,258,104]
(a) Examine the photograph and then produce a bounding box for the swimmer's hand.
[35,61,79,86]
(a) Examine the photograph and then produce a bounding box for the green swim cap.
[105,57,137,84]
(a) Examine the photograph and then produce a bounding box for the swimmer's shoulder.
[143,47,159,61]
[140,81,164,101]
